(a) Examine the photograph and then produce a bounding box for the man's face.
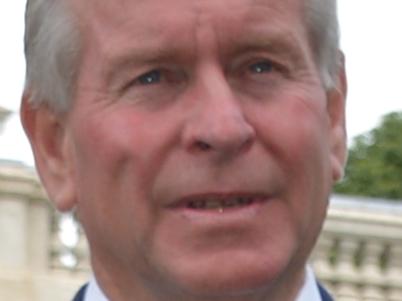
[50,0,345,299]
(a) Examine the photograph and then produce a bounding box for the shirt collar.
[85,266,322,301]
[85,277,108,301]
[295,266,322,301]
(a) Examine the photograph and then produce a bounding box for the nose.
[182,71,256,161]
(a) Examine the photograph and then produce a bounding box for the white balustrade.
[313,195,402,301]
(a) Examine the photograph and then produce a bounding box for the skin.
[22,0,347,300]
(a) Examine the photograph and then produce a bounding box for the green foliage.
[335,112,402,201]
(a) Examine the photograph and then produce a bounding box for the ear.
[327,51,348,183]
[21,93,76,212]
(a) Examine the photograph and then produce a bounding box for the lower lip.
[170,198,269,221]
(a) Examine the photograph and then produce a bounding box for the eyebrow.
[104,27,307,85]
[226,30,307,64]
[108,44,179,71]
[101,42,184,91]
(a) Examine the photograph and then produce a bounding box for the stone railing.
[0,163,88,301]
[50,213,90,272]
[0,106,10,133]
[1,162,402,301]
[312,195,402,301]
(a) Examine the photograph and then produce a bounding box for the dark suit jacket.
[73,282,334,301]
[318,282,334,301]
[72,284,87,301]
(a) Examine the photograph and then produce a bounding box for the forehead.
[68,0,312,91]
[70,0,304,17]
[70,0,307,40]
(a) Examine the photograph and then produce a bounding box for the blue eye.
[138,70,161,85]
[249,61,273,74]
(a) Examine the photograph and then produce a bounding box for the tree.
[335,112,402,201]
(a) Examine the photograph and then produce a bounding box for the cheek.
[69,107,182,222]
[69,111,165,256]
[68,110,159,231]
[252,92,332,223]
[256,100,329,167]
[74,115,140,164]
[71,109,171,180]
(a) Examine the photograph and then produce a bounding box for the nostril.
[195,141,212,151]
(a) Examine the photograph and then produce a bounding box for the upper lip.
[168,192,268,209]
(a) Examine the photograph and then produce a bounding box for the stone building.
[0,106,10,133]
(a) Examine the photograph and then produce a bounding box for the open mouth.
[178,195,265,211]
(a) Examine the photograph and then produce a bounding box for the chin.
[162,250,294,299]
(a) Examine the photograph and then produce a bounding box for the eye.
[119,67,188,104]
[248,61,274,74]
[137,70,161,85]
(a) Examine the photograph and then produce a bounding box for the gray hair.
[304,0,341,89]
[24,0,341,112]
[24,0,80,112]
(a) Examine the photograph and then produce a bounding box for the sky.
[1,0,402,166]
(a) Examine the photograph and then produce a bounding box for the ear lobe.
[327,51,348,182]
[21,94,76,211]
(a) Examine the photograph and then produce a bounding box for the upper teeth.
[187,197,254,209]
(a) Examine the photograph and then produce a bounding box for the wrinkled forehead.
[67,0,310,60]
[69,0,307,34]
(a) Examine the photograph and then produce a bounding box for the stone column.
[0,106,11,133]
[0,164,50,301]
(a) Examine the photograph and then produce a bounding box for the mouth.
[172,194,267,212]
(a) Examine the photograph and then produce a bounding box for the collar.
[295,266,322,301]
[85,266,322,301]
[85,277,108,301]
